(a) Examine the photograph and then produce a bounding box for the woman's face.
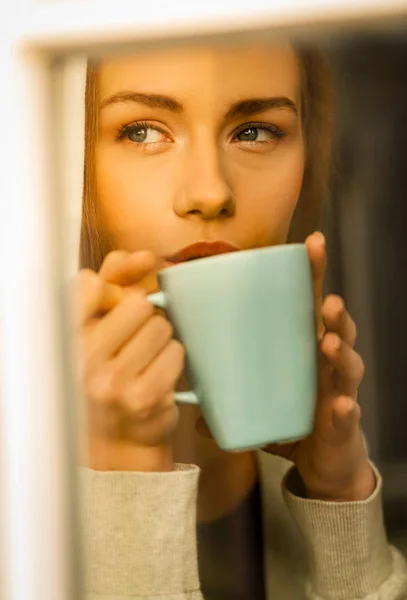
[96,43,305,272]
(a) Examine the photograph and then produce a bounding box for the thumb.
[72,270,124,327]
[305,232,326,339]
[100,249,157,288]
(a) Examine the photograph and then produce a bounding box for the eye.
[236,127,270,142]
[232,123,286,145]
[116,122,172,145]
[127,126,162,143]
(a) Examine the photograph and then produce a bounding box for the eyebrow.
[100,91,298,119]
[100,91,183,112]
[224,97,298,119]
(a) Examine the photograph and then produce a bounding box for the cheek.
[229,144,305,243]
[96,149,175,249]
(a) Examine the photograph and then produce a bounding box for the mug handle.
[148,292,200,406]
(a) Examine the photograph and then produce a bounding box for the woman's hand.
[73,250,185,472]
[264,232,376,502]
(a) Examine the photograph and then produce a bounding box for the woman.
[75,41,407,599]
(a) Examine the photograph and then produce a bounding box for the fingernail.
[314,231,325,246]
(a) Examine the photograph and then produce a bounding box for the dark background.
[324,33,407,541]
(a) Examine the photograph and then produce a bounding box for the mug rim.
[158,242,306,277]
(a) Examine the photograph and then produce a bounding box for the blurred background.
[324,32,407,545]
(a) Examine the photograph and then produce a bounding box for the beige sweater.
[80,451,407,599]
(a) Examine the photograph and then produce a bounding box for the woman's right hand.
[72,250,185,472]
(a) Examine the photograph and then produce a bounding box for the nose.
[174,143,235,220]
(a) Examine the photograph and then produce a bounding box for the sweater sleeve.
[79,464,204,600]
[282,463,407,599]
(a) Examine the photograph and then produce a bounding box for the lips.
[166,241,240,265]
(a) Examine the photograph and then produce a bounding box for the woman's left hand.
[264,231,376,502]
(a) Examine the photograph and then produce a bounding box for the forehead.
[98,43,302,107]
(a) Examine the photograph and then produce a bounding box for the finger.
[100,250,157,287]
[72,270,124,328]
[87,292,154,362]
[332,395,361,436]
[320,332,365,395]
[97,282,126,315]
[322,295,357,348]
[72,270,101,328]
[305,232,327,339]
[112,315,174,378]
[87,316,175,403]
[122,340,185,415]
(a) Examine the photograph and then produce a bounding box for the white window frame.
[1,2,407,599]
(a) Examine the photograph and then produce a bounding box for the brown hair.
[79,46,334,270]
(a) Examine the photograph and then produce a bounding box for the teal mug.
[149,244,317,452]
